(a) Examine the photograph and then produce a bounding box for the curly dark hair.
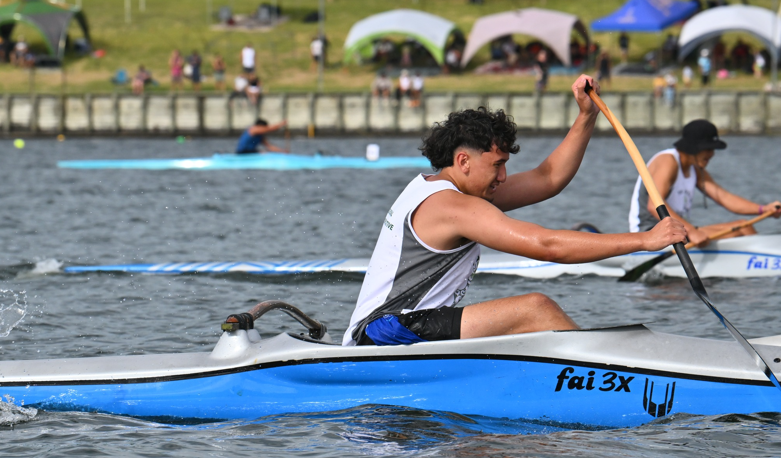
[419,107,520,170]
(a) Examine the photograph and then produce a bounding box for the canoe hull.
[2,357,776,427]
[2,326,781,426]
[64,235,781,279]
[57,153,432,171]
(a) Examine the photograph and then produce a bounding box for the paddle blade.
[656,204,781,391]
[618,250,675,282]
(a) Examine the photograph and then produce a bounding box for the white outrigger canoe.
[64,234,781,279]
[1,301,780,427]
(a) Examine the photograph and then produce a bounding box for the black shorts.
[358,307,463,345]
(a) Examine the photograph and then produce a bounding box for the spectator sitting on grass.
[371,71,392,102]
[246,74,262,105]
[396,69,411,105]
[233,74,248,98]
[132,65,152,95]
[410,71,424,108]
[11,36,28,67]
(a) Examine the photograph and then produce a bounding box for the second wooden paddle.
[620,205,780,282]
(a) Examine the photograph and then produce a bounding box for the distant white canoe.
[64,235,781,279]
[57,152,432,171]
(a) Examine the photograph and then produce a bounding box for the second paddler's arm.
[492,75,599,212]
[697,167,781,217]
[423,192,687,264]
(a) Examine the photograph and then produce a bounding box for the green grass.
[0,0,778,94]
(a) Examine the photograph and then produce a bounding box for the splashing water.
[0,396,37,426]
[15,258,63,279]
[0,290,28,337]
[30,258,63,275]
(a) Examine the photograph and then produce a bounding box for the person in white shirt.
[241,43,256,75]
[396,69,411,105]
[310,36,323,71]
[410,72,424,108]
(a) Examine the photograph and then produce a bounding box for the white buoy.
[365,144,380,161]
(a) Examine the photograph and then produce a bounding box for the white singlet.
[342,174,481,346]
[241,47,255,69]
[629,148,698,232]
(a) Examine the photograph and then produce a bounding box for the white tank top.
[241,47,255,68]
[343,174,481,346]
[629,148,698,232]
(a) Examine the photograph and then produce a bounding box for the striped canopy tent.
[460,8,589,68]
[677,5,781,60]
[0,0,90,60]
[343,9,459,66]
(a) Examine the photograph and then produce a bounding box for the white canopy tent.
[460,8,589,68]
[343,9,458,66]
[677,5,781,60]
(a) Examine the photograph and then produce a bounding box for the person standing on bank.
[343,75,688,346]
[629,119,781,245]
[235,119,288,154]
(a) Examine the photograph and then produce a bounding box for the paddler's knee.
[521,293,579,331]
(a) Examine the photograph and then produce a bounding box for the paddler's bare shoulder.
[648,153,678,173]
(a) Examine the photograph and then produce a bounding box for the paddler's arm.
[413,191,687,264]
[262,138,287,153]
[247,120,287,136]
[492,75,599,212]
[697,167,781,218]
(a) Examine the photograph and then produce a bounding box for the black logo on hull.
[643,379,676,418]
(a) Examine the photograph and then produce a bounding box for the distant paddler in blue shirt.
[629,119,781,246]
[235,118,288,154]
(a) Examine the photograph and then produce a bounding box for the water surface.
[1,135,780,456]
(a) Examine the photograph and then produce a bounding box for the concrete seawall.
[2,92,780,136]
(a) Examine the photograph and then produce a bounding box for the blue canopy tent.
[591,0,699,33]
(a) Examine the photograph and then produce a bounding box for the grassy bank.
[0,0,777,94]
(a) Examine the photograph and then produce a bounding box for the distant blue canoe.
[57,153,433,171]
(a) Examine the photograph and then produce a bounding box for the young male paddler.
[629,119,781,245]
[342,75,688,346]
[235,118,288,154]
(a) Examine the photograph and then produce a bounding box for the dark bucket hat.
[673,119,727,155]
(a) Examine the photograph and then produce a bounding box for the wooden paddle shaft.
[681,206,780,250]
[586,89,666,207]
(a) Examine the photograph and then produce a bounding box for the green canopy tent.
[0,0,90,61]
[343,9,460,66]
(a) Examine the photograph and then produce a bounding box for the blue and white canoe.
[57,152,432,171]
[1,300,780,427]
[64,235,781,279]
